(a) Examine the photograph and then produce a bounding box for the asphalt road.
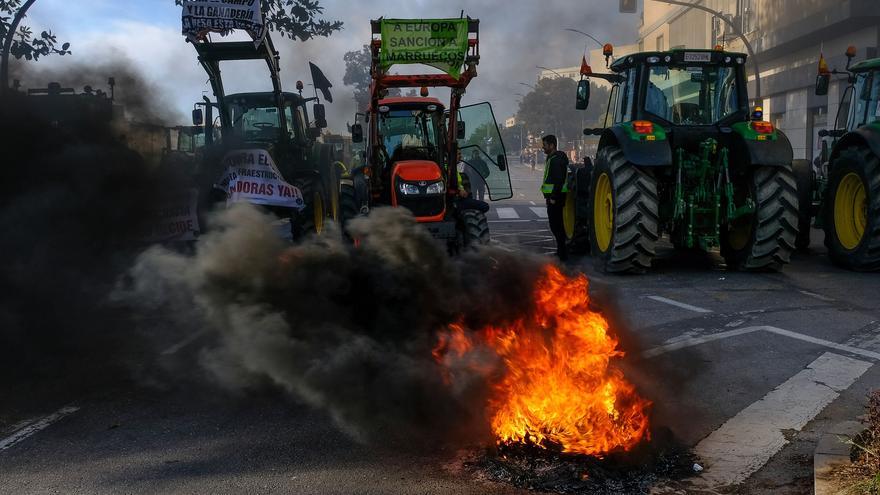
[1,157,878,494]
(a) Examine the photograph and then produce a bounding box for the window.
[656,34,665,52]
[616,68,637,123]
[645,64,741,125]
[849,70,880,129]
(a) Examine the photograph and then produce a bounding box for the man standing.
[540,135,569,261]
[465,149,489,201]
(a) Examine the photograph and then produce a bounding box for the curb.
[814,420,862,495]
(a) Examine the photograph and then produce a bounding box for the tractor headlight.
[398,182,421,195]
[425,181,445,194]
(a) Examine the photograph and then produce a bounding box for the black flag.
[309,62,333,103]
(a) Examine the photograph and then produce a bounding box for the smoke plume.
[126,205,550,445]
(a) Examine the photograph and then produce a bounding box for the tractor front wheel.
[721,166,798,271]
[460,209,490,250]
[589,146,659,273]
[822,147,880,270]
[291,176,328,240]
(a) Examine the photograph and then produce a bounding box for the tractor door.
[456,102,513,200]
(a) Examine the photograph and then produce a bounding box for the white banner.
[181,0,266,46]
[145,188,201,243]
[216,149,305,210]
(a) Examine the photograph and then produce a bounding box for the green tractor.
[573,48,799,273]
[189,36,341,239]
[810,46,880,270]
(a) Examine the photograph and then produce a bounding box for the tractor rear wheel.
[822,146,880,271]
[590,146,659,273]
[721,166,798,271]
[460,209,490,249]
[792,159,813,250]
[291,176,327,240]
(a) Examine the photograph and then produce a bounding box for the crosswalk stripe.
[529,206,548,218]
[694,352,872,487]
[495,207,519,219]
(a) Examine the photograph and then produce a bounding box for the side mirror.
[351,123,363,143]
[496,153,507,171]
[308,127,322,139]
[192,108,204,126]
[820,139,829,164]
[457,121,466,140]
[313,103,327,129]
[575,80,591,110]
[815,73,830,96]
[583,128,603,136]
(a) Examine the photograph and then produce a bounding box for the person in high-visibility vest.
[540,135,569,261]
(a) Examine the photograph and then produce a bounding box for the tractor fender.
[829,125,880,164]
[598,126,672,166]
[734,128,794,168]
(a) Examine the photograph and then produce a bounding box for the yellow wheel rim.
[563,189,576,239]
[834,172,867,250]
[313,192,325,234]
[593,173,613,252]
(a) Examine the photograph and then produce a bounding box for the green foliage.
[173,0,342,41]
[515,77,609,149]
[0,0,70,62]
[342,44,398,111]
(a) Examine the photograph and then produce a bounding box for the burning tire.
[291,176,327,240]
[822,146,880,271]
[460,209,490,249]
[792,159,813,250]
[721,166,798,271]
[590,146,659,273]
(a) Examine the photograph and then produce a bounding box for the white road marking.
[799,290,835,302]
[646,295,713,313]
[643,327,763,358]
[0,405,80,451]
[694,352,872,487]
[529,201,536,206]
[643,325,880,362]
[495,207,519,220]
[161,330,207,356]
[529,206,548,218]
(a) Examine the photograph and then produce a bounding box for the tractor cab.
[845,60,880,131]
[581,49,751,155]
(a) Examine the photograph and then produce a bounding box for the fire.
[434,265,650,456]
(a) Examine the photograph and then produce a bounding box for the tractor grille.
[398,195,445,218]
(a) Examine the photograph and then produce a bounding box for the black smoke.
[126,205,551,446]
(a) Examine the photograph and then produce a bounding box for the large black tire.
[822,146,880,271]
[460,209,490,249]
[589,146,659,273]
[291,176,327,240]
[339,181,359,237]
[721,166,798,271]
[792,159,814,250]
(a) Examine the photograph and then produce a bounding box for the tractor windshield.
[378,108,442,162]
[226,95,284,142]
[645,64,741,125]
[849,70,880,128]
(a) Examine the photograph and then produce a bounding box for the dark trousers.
[547,198,568,260]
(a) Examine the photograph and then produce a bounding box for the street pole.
[1,0,38,95]
[648,0,762,101]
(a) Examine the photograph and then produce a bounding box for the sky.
[20,0,639,132]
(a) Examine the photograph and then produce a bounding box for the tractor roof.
[849,58,880,73]
[377,96,445,108]
[225,91,306,105]
[610,48,748,72]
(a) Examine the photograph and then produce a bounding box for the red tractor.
[342,17,512,248]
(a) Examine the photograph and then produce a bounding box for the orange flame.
[435,265,650,456]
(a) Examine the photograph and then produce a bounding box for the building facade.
[638,0,880,161]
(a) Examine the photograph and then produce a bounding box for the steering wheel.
[252,122,275,129]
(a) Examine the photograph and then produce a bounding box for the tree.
[516,77,609,151]
[1,0,71,93]
[343,44,399,111]
[174,0,342,42]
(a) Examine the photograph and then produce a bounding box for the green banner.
[379,19,469,79]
